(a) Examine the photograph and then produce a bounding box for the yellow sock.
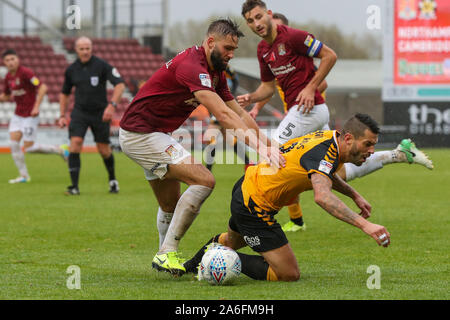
[288,203,303,220]
[218,232,228,246]
[266,266,279,281]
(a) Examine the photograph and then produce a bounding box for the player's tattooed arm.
[331,173,357,199]
[311,173,367,228]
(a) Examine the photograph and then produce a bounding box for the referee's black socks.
[68,152,81,188]
[103,154,116,181]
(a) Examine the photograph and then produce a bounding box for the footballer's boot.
[152,251,186,276]
[184,242,222,275]
[109,180,120,194]
[396,139,433,170]
[65,185,80,195]
[60,144,70,162]
[281,220,307,232]
[8,176,30,184]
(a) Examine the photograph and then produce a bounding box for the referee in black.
[58,36,125,195]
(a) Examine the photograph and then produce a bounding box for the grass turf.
[0,149,448,300]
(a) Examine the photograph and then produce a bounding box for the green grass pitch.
[0,149,449,300]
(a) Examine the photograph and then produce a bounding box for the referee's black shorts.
[228,176,288,253]
[69,108,110,143]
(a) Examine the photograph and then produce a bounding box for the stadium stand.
[0,36,166,127]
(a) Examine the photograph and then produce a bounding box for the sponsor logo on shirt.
[243,235,261,248]
[199,73,211,88]
[269,52,276,62]
[318,159,333,175]
[11,89,26,96]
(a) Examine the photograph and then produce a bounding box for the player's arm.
[103,82,125,122]
[58,93,70,128]
[331,173,372,219]
[249,96,271,119]
[103,63,126,122]
[31,82,47,117]
[296,44,337,113]
[236,80,276,108]
[311,172,390,247]
[317,78,328,94]
[59,68,73,128]
[195,89,282,167]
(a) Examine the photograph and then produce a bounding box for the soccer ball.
[198,244,241,285]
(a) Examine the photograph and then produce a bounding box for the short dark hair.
[241,0,267,17]
[272,13,289,26]
[207,18,244,39]
[342,113,380,138]
[2,49,18,59]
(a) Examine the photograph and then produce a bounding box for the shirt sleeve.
[104,61,125,86]
[289,28,323,58]
[175,61,216,94]
[257,44,275,82]
[61,68,73,95]
[23,68,41,88]
[300,141,339,180]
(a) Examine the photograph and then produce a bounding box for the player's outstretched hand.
[354,195,372,219]
[237,94,251,108]
[362,222,391,247]
[248,106,259,119]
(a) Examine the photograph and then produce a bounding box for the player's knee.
[197,170,216,189]
[278,268,300,282]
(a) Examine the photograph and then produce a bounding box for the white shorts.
[119,128,191,181]
[274,103,330,144]
[9,114,40,142]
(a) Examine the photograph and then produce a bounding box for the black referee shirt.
[62,55,124,112]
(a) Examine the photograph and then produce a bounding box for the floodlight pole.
[162,0,169,58]
[22,0,27,35]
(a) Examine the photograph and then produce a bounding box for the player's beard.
[349,143,365,166]
[210,47,227,72]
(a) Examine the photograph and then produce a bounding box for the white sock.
[25,143,60,154]
[344,151,393,182]
[157,207,173,249]
[159,185,213,254]
[10,141,29,178]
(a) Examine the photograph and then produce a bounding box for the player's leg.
[337,139,433,182]
[147,178,181,249]
[223,127,251,169]
[8,130,30,183]
[282,195,306,232]
[120,129,214,275]
[8,115,31,183]
[23,115,67,159]
[92,117,119,193]
[65,136,84,195]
